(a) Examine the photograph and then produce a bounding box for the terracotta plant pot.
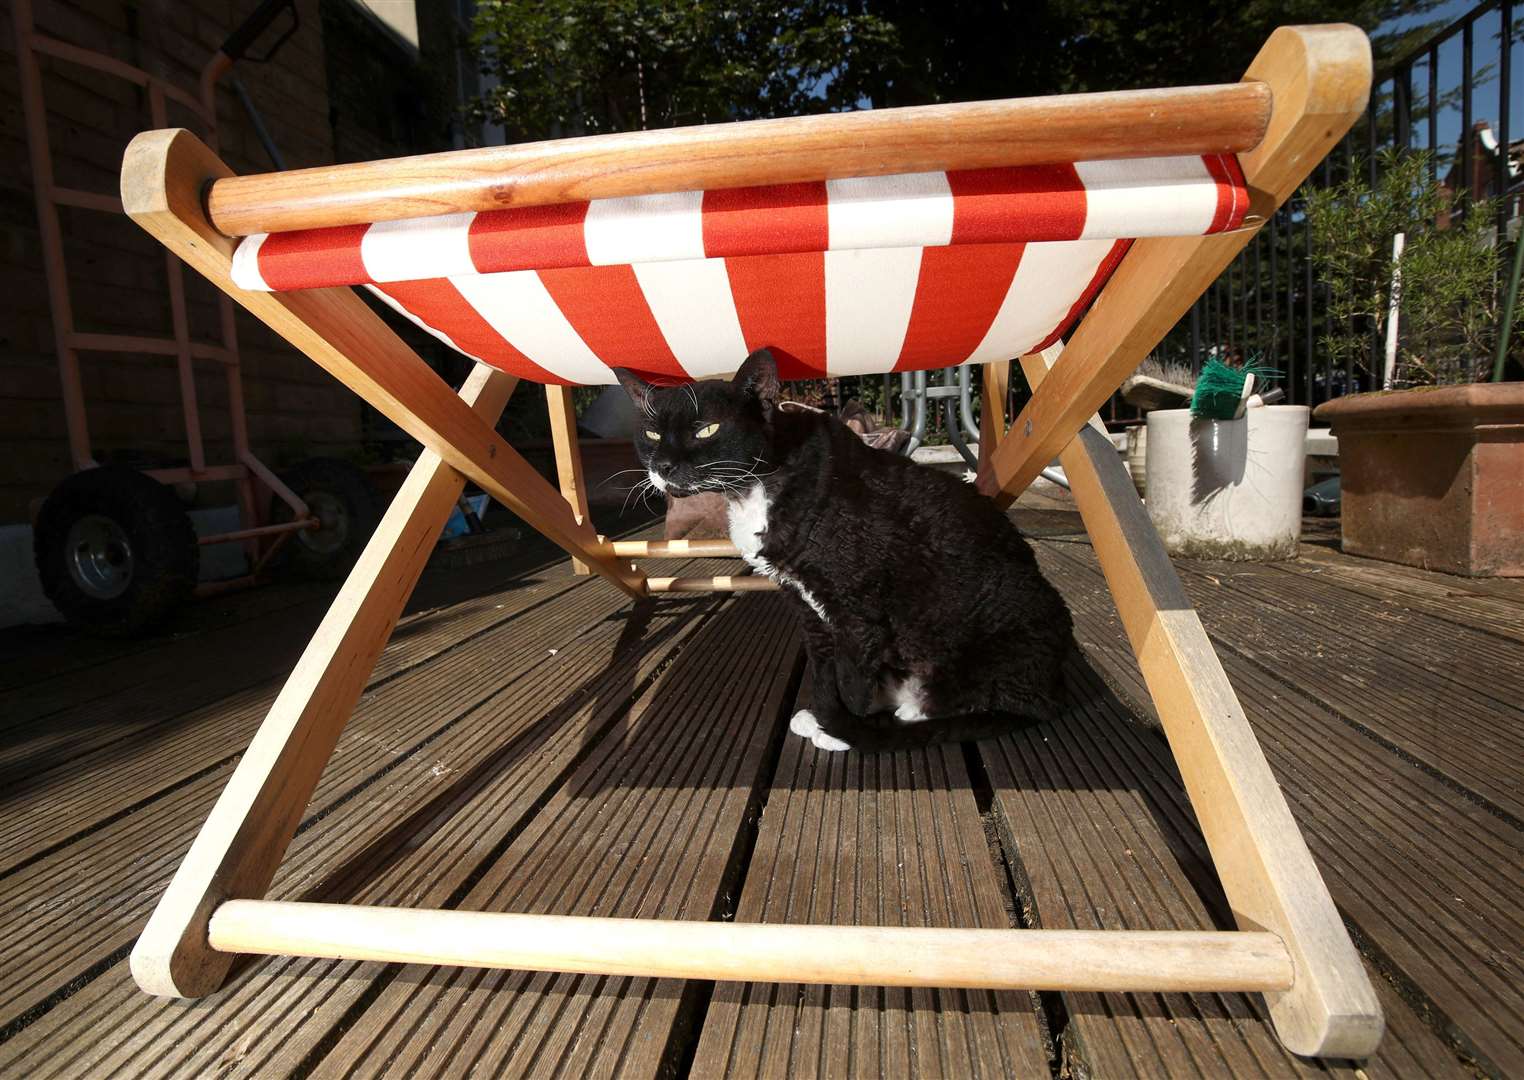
[1314,383,1524,577]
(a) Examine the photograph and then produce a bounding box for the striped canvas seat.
[230,155,1246,385]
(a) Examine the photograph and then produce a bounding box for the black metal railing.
[1141,0,1520,414]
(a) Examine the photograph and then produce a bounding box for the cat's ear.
[612,368,654,415]
[732,349,780,416]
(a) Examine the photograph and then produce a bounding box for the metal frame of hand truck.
[13,0,314,588]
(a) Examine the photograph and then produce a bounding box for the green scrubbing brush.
[1190,358,1278,420]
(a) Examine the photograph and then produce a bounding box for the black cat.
[615,349,1073,752]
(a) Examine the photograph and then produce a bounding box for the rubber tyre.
[33,466,198,637]
[271,458,380,581]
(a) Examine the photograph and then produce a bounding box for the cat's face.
[614,349,780,499]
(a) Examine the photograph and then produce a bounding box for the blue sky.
[1383,1,1521,161]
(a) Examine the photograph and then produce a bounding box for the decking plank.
[0,574,723,1076]
[0,565,653,1033]
[1280,548,1524,646]
[1297,539,1524,602]
[0,514,653,778]
[980,655,1466,1080]
[1178,558,1524,711]
[1,491,1516,1079]
[0,560,593,876]
[1035,541,1524,1078]
[690,673,1050,1079]
[294,591,801,1079]
[0,550,586,778]
[0,579,335,695]
[1053,542,1524,820]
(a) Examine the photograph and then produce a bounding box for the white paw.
[789,709,821,738]
[811,730,851,752]
[894,701,928,723]
[891,676,929,723]
[790,710,850,751]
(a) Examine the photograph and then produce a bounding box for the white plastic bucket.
[1144,405,1310,560]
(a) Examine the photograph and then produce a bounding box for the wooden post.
[978,26,1371,507]
[545,385,591,575]
[119,128,645,599]
[208,901,1295,994]
[1019,346,1382,1058]
[978,360,1010,474]
[131,364,518,998]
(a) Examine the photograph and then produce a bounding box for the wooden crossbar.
[645,575,778,593]
[208,901,1295,994]
[206,83,1272,235]
[609,539,742,558]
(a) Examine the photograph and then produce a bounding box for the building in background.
[1,0,492,526]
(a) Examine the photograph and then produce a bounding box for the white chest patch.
[726,482,769,560]
[727,483,829,623]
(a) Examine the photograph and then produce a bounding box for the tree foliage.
[1306,149,1506,387]
[468,1,901,139]
[468,0,1451,141]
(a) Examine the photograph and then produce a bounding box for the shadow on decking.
[279,594,718,911]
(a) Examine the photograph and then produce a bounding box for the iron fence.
[1140,0,1520,415]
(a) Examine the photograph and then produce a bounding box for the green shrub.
[1305,148,1507,387]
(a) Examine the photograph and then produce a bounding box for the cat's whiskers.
[599,468,650,491]
[616,475,667,515]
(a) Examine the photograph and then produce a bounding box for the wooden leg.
[119,128,644,599]
[978,360,1010,474]
[1019,350,1382,1058]
[545,385,592,575]
[978,26,1370,506]
[130,364,518,998]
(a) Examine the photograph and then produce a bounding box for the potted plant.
[1309,150,1524,577]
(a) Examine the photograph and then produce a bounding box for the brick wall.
[0,0,468,524]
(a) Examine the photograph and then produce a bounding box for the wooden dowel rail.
[609,539,741,558]
[205,83,1273,235]
[645,575,778,593]
[208,900,1295,994]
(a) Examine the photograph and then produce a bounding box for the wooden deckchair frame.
[120,25,1380,1059]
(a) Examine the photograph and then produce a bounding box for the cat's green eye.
[694,423,720,439]
[644,429,661,441]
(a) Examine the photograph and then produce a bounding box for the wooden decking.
[0,492,1520,1079]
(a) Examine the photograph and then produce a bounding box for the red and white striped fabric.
[232,155,1246,384]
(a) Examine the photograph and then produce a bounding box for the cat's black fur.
[615,349,1073,753]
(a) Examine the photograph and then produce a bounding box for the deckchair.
[120,24,1381,1058]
